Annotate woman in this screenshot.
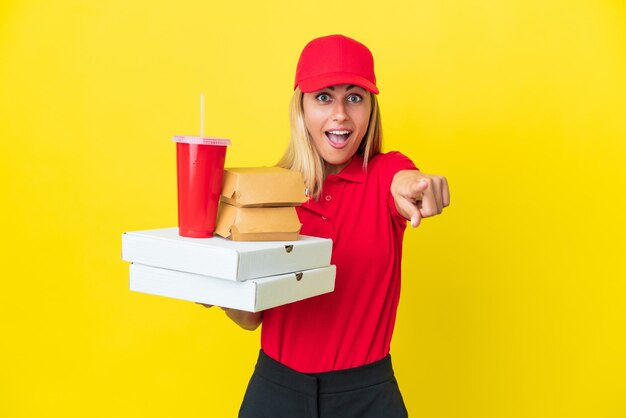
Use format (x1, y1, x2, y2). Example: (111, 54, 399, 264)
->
(216, 34, 450, 418)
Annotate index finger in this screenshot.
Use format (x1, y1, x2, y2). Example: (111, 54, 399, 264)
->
(441, 177, 450, 207)
(418, 184, 438, 218)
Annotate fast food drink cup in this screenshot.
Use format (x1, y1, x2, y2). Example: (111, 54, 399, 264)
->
(173, 136, 231, 238)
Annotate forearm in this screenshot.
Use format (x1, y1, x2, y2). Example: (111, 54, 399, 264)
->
(222, 308, 263, 331)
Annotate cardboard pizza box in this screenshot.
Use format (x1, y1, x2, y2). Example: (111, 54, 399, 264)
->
(122, 227, 331, 281)
(129, 263, 336, 312)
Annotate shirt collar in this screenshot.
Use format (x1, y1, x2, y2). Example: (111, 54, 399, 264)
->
(331, 154, 366, 183)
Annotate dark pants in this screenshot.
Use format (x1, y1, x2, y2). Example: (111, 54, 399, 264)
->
(239, 350, 408, 418)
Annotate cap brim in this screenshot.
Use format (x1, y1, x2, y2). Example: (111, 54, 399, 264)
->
(297, 73, 379, 94)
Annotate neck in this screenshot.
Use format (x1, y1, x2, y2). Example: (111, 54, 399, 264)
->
(324, 158, 352, 176)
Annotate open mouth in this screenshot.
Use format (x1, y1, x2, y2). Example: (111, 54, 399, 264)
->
(325, 130, 352, 148)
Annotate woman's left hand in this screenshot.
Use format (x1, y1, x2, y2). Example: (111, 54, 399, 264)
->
(391, 170, 450, 228)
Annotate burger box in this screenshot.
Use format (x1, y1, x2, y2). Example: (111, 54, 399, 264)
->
(121, 227, 332, 281)
(215, 203, 301, 242)
(129, 263, 336, 312)
(220, 167, 308, 207)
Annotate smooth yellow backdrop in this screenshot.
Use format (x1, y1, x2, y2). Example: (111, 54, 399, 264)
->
(1, 1, 625, 417)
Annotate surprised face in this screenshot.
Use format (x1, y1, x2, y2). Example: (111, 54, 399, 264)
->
(302, 84, 372, 175)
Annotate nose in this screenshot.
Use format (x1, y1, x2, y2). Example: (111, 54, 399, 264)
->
(331, 101, 349, 122)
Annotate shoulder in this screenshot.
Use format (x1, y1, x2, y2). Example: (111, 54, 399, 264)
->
(368, 151, 418, 176)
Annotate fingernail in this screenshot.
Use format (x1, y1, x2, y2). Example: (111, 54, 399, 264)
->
(411, 214, 418, 228)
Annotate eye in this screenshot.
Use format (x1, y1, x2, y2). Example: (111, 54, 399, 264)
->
(346, 94, 363, 103)
(316, 93, 331, 102)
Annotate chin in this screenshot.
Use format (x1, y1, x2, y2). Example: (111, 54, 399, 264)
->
(322, 153, 350, 165)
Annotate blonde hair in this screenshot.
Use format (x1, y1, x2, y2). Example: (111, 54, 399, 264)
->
(277, 87, 383, 200)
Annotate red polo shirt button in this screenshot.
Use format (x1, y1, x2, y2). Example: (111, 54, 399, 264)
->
(321, 216, 327, 220)
(325, 195, 332, 201)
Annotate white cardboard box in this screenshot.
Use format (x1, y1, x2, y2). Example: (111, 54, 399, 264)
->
(130, 263, 336, 312)
(122, 228, 332, 281)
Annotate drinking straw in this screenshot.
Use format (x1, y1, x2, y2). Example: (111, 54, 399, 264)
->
(200, 93, 205, 140)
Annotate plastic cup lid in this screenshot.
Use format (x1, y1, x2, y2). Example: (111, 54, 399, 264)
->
(172, 136, 231, 146)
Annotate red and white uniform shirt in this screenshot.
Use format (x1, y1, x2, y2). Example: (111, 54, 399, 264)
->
(261, 151, 418, 373)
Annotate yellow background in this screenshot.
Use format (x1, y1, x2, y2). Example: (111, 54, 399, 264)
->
(1, 0, 625, 417)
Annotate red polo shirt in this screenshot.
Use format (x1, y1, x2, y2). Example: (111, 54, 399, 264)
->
(260, 152, 418, 373)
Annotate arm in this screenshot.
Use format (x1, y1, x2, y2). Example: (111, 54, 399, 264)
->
(197, 304, 263, 331)
(391, 170, 450, 227)
(222, 308, 263, 331)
